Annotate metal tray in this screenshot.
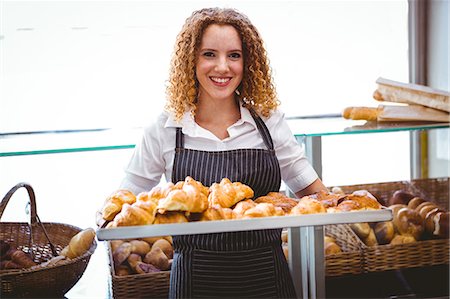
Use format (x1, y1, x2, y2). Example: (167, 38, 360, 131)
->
(96, 209, 392, 240)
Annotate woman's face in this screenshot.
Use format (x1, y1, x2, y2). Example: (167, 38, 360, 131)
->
(196, 24, 244, 103)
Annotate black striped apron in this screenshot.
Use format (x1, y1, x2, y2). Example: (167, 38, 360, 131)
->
(169, 110, 296, 299)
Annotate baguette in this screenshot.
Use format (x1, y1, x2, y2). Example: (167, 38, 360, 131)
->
(374, 77, 450, 112)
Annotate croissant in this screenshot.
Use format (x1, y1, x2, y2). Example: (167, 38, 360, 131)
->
(310, 190, 346, 208)
(111, 199, 158, 227)
(60, 228, 96, 259)
(254, 192, 298, 214)
(233, 199, 257, 218)
(242, 203, 284, 219)
(208, 178, 254, 208)
(154, 211, 189, 224)
(157, 177, 209, 213)
(102, 189, 137, 221)
(290, 196, 326, 215)
(200, 204, 235, 221)
(146, 182, 177, 202)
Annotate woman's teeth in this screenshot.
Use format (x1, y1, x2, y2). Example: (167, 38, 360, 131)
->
(211, 77, 230, 83)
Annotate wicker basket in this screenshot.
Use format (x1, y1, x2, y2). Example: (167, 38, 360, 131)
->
(324, 224, 366, 276)
(335, 177, 449, 273)
(108, 242, 170, 299)
(0, 183, 97, 298)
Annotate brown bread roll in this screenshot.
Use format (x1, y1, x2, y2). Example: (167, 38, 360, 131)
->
(152, 238, 173, 259)
(390, 234, 416, 245)
(407, 197, 425, 210)
(394, 207, 424, 240)
(374, 221, 395, 245)
(434, 211, 449, 238)
(129, 240, 151, 256)
(418, 204, 438, 220)
(362, 228, 378, 246)
(388, 190, 415, 206)
(349, 222, 371, 239)
(424, 209, 441, 236)
(144, 247, 170, 270)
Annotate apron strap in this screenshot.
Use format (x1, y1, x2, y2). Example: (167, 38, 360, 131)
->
(175, 127, 184, 149)
(248, 108, 275, 151)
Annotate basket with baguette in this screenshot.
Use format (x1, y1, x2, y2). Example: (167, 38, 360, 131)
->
(0, 183, 97, 298)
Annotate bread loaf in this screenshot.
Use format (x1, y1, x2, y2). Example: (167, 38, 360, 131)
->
(60, 228, 96, 259)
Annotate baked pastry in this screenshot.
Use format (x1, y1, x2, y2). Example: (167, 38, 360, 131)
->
(394, 207, 424, 240)
(154, 211, 189, 224)
(362, 228, 378, 246)
(200, 204, 235, 221)
(332, 193, 382, 212)
(324, 236, 342, 255)
(60, 228, 96, 259)
(407, 197, 426, 210)
(433, 211, 449, 238)
(388, 190, 415, 206)
(290, 196, 326, 215)
(233, 199, 257, 218)
(373, 221, 395, 245)
(111, 199, 158, 227)
(208, 178, 254, 208)
(310, 190, 345, 208)
(254, 192, 298, 214)
(157, 176, 209, 213)
(102, 189, 137, 221)
(242, 203, 284, 218)
(349, 222, 371, 239)
(390, 234, 416, 245)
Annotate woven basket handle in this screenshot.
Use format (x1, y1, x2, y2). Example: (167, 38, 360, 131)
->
(0, 182, 58, 256)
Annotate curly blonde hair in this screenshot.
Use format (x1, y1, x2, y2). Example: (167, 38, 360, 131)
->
(165, 7, 279, 121)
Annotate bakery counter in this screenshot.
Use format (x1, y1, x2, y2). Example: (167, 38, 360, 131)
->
(97, 209, 392, 299)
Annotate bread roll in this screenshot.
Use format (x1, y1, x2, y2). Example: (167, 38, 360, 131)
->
(394, 207, 424, 240)
(152, 238, 173, 259)
(374, 221, 395, 245)
(407, 197, 425, 210)
(362, 228, 378, 246)
(129, 240, 151, 256)
(434, 211, 449, 238)
(390, 234, 416, 245)
(388, 190, 415, 206)
(349, 222, 371, 239)
(324, 241, 342, 255)
(144, 247, 170, 270)
(418, 204, 438, 219)
(60, 228, 96, 259)
(424, 209, 441, 236)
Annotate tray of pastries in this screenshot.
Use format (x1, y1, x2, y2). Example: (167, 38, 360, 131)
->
(96, 177, 392, 241)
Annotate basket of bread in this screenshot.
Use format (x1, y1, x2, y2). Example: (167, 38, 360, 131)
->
(335, 177, 449, 273)
(0, 183, 97, 298)
(98, 176, 388, 292)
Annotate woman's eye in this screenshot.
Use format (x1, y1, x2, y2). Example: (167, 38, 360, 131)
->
(203, 52, 215, 57)
(229, 53, 241, 59)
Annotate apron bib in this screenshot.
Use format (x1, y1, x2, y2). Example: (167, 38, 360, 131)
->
(169, 110, 296, 299)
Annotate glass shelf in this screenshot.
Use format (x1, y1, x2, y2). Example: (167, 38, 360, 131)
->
(0, 117, 448, 157)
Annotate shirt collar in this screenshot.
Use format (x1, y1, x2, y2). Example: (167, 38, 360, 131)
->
(164, 101, 258, 132)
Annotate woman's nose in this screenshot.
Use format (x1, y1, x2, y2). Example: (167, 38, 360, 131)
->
(215, 56, 229, 72)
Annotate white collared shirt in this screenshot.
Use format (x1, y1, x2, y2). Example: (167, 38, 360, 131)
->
(121, 103, 318, 195)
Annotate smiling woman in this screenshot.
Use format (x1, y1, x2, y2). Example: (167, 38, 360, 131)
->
(0, 1, 414, 297)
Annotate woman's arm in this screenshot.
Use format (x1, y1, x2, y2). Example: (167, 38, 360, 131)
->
(295, 178, 328, 198)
